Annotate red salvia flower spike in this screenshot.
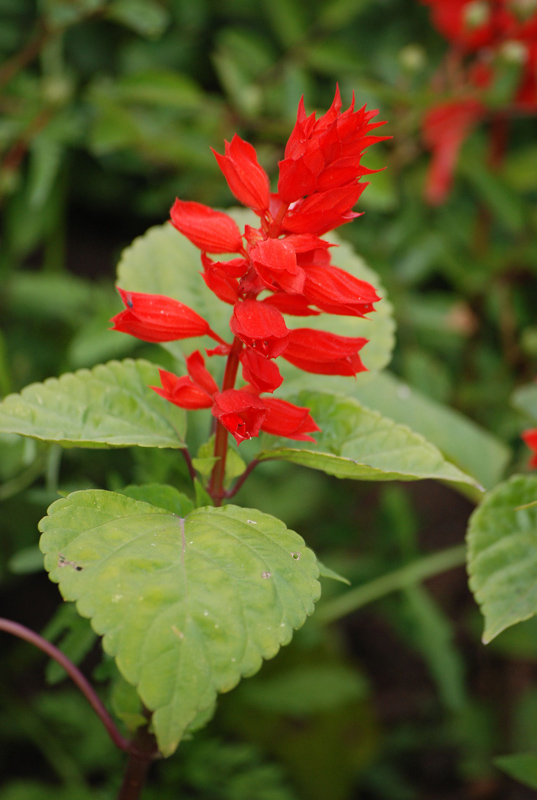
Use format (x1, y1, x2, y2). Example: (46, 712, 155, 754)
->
(111, 288, 212, 343)
(239, 348, 283, 394)
(282, 184, 366, 235)
(170, 199, 244, 254)
(422, 99, 484, 205)
(282, 329, 369, 376)
(260, 397, 321, 442)
(249, 238, 305, 294)
(212, 134, 271, 216)
(302, 263, 380, 317)
(230, 299, 291, 358)
(212, 389, 267, 444)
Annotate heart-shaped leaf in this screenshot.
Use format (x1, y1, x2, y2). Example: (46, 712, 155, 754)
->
(256, 391, 479, 487)
(467, 475, 537, 643)
(39, 490, 320, 755)
(0, 359, 185, 449)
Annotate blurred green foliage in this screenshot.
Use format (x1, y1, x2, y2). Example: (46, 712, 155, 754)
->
(2, 0, 537, 797)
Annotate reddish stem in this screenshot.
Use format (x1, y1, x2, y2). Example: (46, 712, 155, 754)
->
(208, 336, 243, 504)
(0, 617, 156, 761)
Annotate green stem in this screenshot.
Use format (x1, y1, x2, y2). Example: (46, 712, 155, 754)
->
(208, 337, 243, 505)
(317, 544, 467, 625)
(117, 723, 158, 800)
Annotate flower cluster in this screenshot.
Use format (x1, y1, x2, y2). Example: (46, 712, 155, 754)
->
(111, 88, 385, 446)
(421, 0, 537, 203)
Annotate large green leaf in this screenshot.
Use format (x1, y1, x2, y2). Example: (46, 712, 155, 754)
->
(467, 475, 537, 643)
(39, 490, 320, 755)
(353, 371, 510, 490)
(256, 391, 478, 487)
(115, 215, 395, 382)
(0, 359, 185, 448)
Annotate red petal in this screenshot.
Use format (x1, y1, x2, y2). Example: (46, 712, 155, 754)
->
(230, 300, 291, 358)
(212, 389, 267, 444)
(170, 199, 243, 253)
(212, 135, 270, 215)
(111, 288, 210, 342)
(240, 348, 283, 393)
(260, 397, 320, 442)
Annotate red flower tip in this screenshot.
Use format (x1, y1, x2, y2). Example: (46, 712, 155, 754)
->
(212, 389, 267, 444)
(302, 263, 380, 317)
(170, 199, 243, 254)
(249, 238, 305, 294)
(212, 135, 271, 216)
(111, 288, 210, 343)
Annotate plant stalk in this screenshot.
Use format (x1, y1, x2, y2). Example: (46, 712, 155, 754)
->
(208, 336, 243, 504)
(317, 544, 467, 625)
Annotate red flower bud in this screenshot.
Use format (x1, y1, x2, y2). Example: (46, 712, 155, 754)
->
(230, 300, 291, 358)
(201, 254, 240, 305)
(260, 397, 321, 442)
(212, 135, 270, 216)
(282, 328, 368, 376)
(170, 199, 243, 253)
(110, 288, 211, 343)
(212, 389, 267, 444)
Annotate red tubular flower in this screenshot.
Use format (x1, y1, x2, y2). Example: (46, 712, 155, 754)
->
(110, 288, 212, 343)
(522, 428, 537, 467)
(152, 351, 218, 409)
(302, 263, 380, 317)
(260, 397, 321, 442)
(282, 329, 368, 376)
(249, 238, 305, 294)
(240, 348, 283, 393)
(170, 199, 243, 254)
(422, 99, 484, 205)
(230, 299, 291, 358)
(262, 293, 320, 316)
(212, 389, 267, 444)
(212, 134, 271, 216)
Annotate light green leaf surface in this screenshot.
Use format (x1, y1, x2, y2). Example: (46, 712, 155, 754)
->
(115, 216, 396, 382)
(0, 359, 185, 449)
(467, 475, 537, 643)
(39, 490, 321, 755)
(257, 391, 478, 487)
(353, 371, 510, 490)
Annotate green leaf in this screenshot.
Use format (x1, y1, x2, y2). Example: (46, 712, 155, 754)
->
(105, 0, 170, 38)
(495, 753, 537, 790)
(467, 475, 537, 643)
(39, 490, 321, 755)
(257, 391, 479, 487)
(353, 372, 510, 491)
(116, 218, 396, 382)
(0, 359, 186, 449)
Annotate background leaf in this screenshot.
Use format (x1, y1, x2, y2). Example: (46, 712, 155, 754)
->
(0, 359, 186, 448)
(467, 475, 537, 643)
(257, 391, 479, 487)
(39, 490, 321, 755)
